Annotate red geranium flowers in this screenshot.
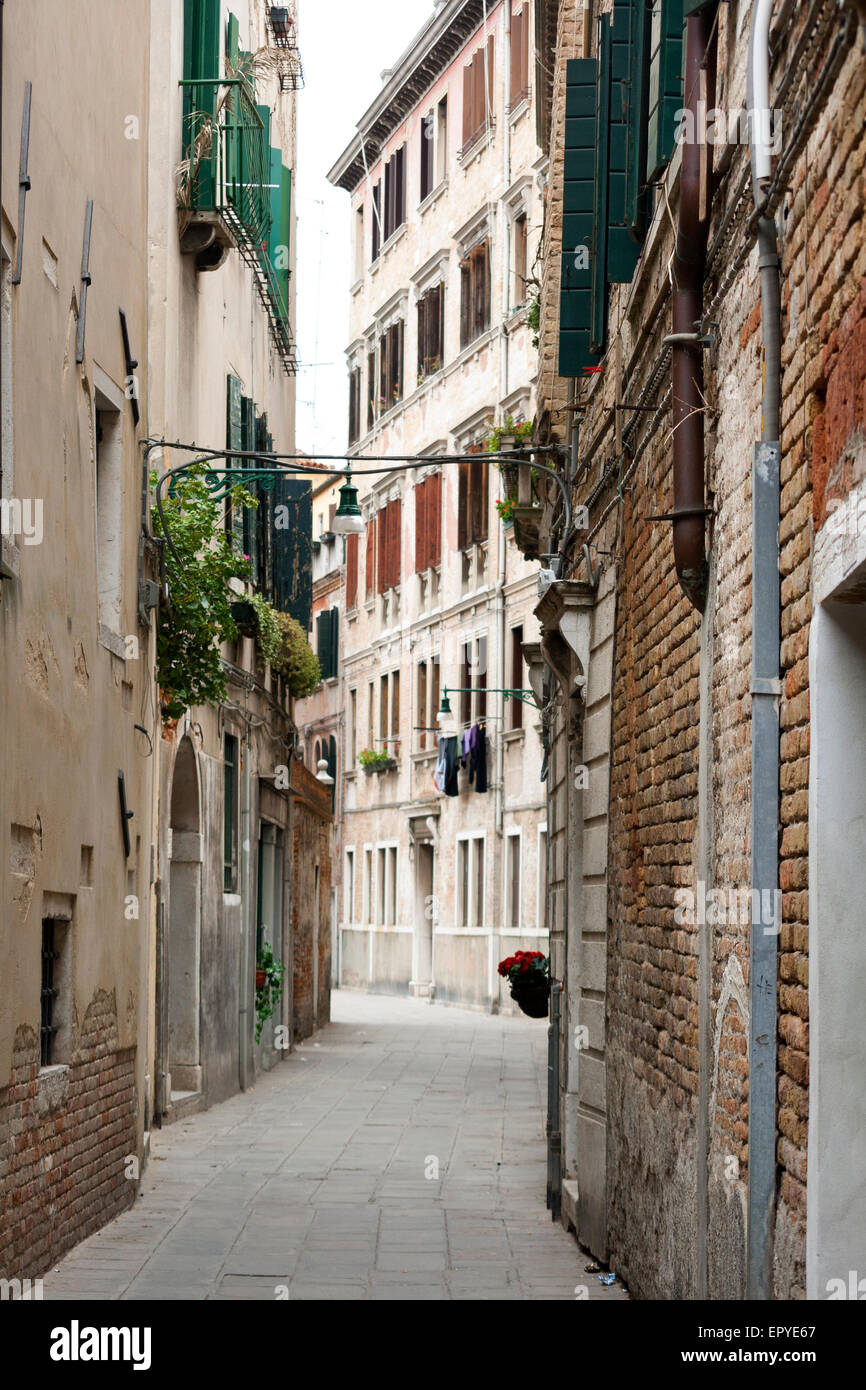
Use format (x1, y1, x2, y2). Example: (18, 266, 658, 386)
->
(497, 950, 549, 981)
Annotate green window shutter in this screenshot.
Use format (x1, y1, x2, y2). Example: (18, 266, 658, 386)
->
(279, 164, 291, 323)
(590, 18, 612, 354)
(240, 394, 258, 578)
(255, 414, 272, 598)
(316, 612, 328, 672)
(267, 152, 291, 325)
(329, 609, 339, 680)
(226, 11, 240, 68)
(226, 373, 245, 554)
(607, 1, 645, 282)
(273, 477, 312, 630)
(558, 58, 604, 377)
(647, 0, 685, 183)
(682, 0, 716, 14)
(620, 0, 652, 245)
(183, 0, 221, 204)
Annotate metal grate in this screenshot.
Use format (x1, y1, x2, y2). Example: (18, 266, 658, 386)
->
(40, 919, 59, 1066)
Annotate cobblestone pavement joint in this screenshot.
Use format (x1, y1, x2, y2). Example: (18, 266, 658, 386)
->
(43, 991, 630, 1301)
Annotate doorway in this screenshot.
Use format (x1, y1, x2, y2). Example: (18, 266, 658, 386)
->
(256, 821, 284, 1064)
(167, 737, 202, 1099)
(413, 840, 435, 996)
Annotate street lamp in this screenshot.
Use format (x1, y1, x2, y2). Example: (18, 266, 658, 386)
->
(331, 473, 365, 535)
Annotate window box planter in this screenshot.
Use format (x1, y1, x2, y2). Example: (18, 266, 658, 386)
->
(512, 504, 546, 561)
(362, 756, 398, 775)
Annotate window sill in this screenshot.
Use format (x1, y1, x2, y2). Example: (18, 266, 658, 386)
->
(458, 122, 495, 167)
(419, 178, 448, 217)
(347, 607, 359, 622)
(509, 93, 531, 126)
(411, 749, 437, 763)
(380, 222, 408, 260)
(503, 727, 526, 745)
(350, 276, 364, 296)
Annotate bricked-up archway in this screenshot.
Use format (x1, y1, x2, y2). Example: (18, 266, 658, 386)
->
(167, 736, 203, 1098)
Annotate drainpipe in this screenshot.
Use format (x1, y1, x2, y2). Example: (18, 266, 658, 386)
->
(495, 3, 513, 861)
(746, 0, 781, 1301)
(239, 721, 253, 1090)
(670, 11, 717, 612)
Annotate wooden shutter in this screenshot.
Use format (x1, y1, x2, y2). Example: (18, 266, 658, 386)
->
(460, 260, 471, 346)
(511, 7, 524, 105)
(559, 58, 603, 375)
(377, 508, 387, 593)
(272, 476, 312, 629)
(470, 454, 488, 545)
(458, 460, 470, 550)
(429, 472, 441, 566)
(462, 60, 474, 145)
(391, 498, 402, 589)
(366, 516, 376, 596)
(346, 532, 359, 609)
(226, 374, 245, 553)
(415, 478, 428, 573)
(372, 181, 381, 259)
(486, 36, 495, 117)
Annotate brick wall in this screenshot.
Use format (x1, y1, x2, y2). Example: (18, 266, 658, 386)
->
(0, 993, 136, 1280)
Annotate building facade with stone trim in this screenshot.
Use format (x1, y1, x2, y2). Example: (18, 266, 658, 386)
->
(327, 0, 550, 1011)
(531, 0, 866, 1300)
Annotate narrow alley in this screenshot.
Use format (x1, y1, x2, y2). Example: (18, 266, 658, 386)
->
(42, 994, 625, 1302)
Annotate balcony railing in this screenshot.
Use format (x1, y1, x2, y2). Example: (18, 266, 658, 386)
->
(179, 77, 297, 374)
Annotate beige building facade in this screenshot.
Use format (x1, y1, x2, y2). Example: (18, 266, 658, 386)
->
(328, 0, 549, 1011)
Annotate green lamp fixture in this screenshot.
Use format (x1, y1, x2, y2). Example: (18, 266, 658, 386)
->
(438, 689, 452, 717)
(332, 472, 364, 535)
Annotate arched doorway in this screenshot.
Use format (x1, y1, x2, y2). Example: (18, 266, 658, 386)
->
(168, 736, 203, 1099)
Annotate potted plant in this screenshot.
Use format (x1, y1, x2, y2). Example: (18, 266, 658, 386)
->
(229, 598, 258, 636)
(255, 942, 285, 1044)
(497, 950, 551, 1018)
(359, 748, 398, 774)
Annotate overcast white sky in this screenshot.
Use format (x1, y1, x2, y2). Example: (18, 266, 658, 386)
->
(294, 0, 433, 459)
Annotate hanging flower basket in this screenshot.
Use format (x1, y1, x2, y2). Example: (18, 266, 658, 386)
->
(498, 951, 551, 1018)
(229, 599, 258, 637)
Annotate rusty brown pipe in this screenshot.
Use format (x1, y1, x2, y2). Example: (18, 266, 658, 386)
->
(671, 11, 718, 613)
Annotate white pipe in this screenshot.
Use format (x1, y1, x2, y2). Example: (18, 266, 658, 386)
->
(750, 0, 775, 192)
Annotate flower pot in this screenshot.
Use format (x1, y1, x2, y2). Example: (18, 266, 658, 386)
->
(255, 968, 267, 991)
(230, 600, 258, 637)
(510, 977, 550, 1018)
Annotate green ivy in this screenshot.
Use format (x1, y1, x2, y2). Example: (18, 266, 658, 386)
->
(151, 463, 256, 721)
(255, 942, 285, 1045)
(273, 611, 321, 698)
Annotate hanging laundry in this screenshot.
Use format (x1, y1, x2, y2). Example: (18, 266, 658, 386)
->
(435, 734, 460, 797)
(469, 724, 488, 793)
(460, 725, 472, 768)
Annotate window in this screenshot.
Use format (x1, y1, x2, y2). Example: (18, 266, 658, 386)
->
(510, 625, 524, 730)
(365, 516, 376, 597)
(316, 608, 339, 679)
(436, 95, 449, 184)
(415, 472, 441, 572)
(376, 845, 398, 925)
(378, 670, 400, 749)
(506, 832, 522, 930)
(420, 109, 435, 202)
(537, 826, 548, 931)
(459, 635, 488, 727)
(366, 349, 377, 429)
(346, 532, 359, 609)
(513, 212, 528, 308)
(457, 835, 485, 927)
(383, 144, 406, 242)
(458, 448, 489, 549)
(377, 847, 387, 922)
(364, 847, 374, 923)
(349, 688, 357, 764)
(345, 848, 356, 922)
(417, 284, 444, 381)
(417, 661, 428, 750)
(348, 367, 361, 445)
(510, 3, 531, 107)
(224, 734, 238, 892)
(354, 203, 364, 281)
(461, 37, 495, 155)
(327, 734, 337, 809)
(380, 673, 389, 742)
(379, 321, 403, 408)
(367, 680, 375, 750)
(376, 499, 402, 593)
(371, 180, 381, 261)
(95, 393, 123, 634)
(40, 918, 64, 1066)
(460, 239, 491, 347)
(391, 670, 400, 739)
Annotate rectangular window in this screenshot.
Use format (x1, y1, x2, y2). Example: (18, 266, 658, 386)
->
(349, 688, 357, 764)
(431, 656, 440, 732)
(380, 672, 389, 742)
(348, 367, 361, 445)
(366, 349, 377, 430)
(461, 641, 472, 726)
(475, 838, 485, 929)
(40, 918, 60, 1066)
(436, 95, 449, 184)
(417, 283, 444, 381)
(506, 832, 522, 930)
(417, 661, 428, 750)
(316, 608, 339, 679)
(224, 733, 238, 892)
(415, 472, 441, 572)
(371, 180, 381, 261)
(420, 109, 435, 201)
(364, 847, 374, 923)
(376, 499, 402, 593)
(510, 3, 531, 107)
(458, 447, 489, 549)
(459, 239, 490, 347)
(387, 846, 397, 925)
(391, 670, 400, 739)
(345, 848, 355, 923)
(513, 212, 528, 308)
(354, 203, 364, 281)
(377, 847, 387, 923)
(346, 532, 359, 609)
(367, 680, 375, 750)
(461, 37, 495, 155)
(511, 624, 524, 729)
(458, 835, 485, 927)
(538, 826, 548, 930)
(380, 321, 403, 408)
(365, 515, 376, 597)
(458, 840, 470, 927)
(383, 144, 406, 241)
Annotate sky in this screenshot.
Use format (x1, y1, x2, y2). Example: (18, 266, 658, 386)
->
(294, 0, 433, 460)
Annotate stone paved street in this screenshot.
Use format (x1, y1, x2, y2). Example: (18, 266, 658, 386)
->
(43, 992, 628, 1301)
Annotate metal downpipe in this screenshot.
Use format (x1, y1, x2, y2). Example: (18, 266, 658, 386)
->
(671, 12, 717, 612)
(746, 0, 782, 1302)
